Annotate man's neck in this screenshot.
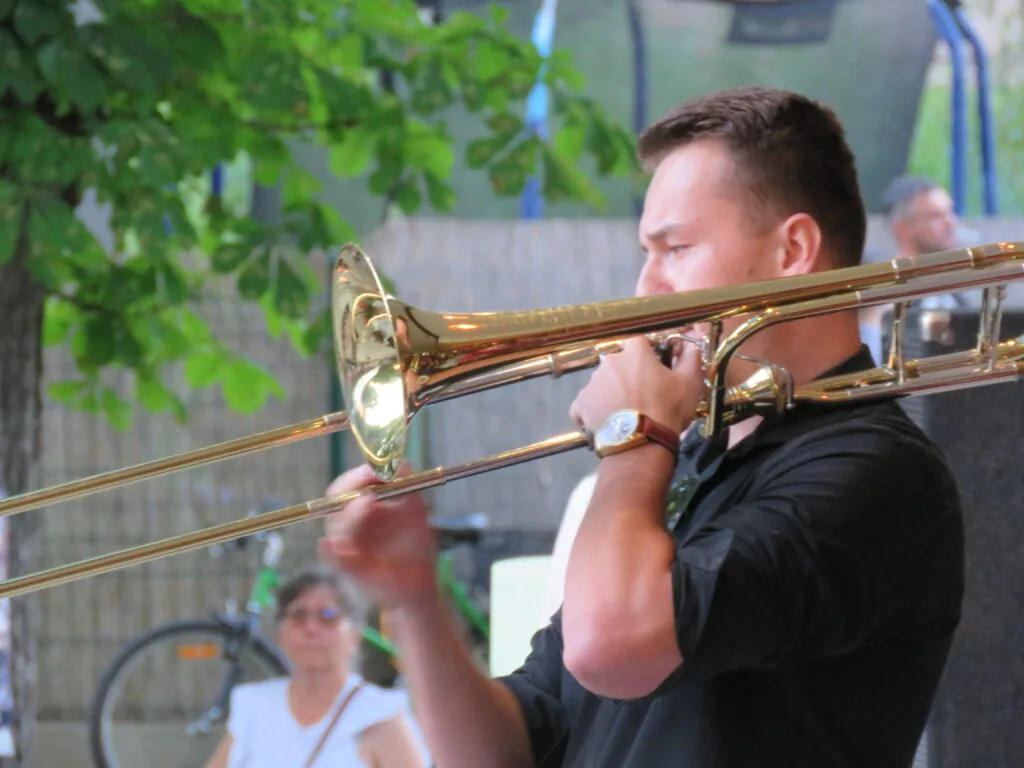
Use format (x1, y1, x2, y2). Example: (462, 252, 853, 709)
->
(772, 316, 863, 383)
(722, 315, 864, 448)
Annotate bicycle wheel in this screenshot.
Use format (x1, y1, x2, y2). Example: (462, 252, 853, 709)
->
(88, 618, 288, 768)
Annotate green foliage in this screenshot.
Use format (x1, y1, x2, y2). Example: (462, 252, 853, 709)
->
(908, 83, 1024, 218)
(0, 0, 636, 430)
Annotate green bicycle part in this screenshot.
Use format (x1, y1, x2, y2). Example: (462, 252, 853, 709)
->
(249, 566, 281, 611)
(437, 554, 489, 639)
(362, 624, 399, 657)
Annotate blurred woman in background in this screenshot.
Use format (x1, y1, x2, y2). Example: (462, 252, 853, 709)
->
(204, 564, 427, 768)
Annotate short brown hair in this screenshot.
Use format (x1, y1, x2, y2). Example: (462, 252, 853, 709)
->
(636, 86, 866, 269)
(274, 563, 362, 625)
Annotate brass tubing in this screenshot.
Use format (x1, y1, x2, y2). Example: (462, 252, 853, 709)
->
(12, 244, 1011, 523)
(0, 412, 352, 519)
(0, 336, 663, 521)
(395, 243, 1024, 396)
(0, 431, 591, 599)
(4, 335, 1024, 600)
(3, 241, 1024, 596)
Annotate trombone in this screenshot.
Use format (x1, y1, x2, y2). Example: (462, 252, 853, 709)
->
(0, 241, 1023, 599)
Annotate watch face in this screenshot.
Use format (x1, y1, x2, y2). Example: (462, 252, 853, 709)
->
(597, 409, 640, 449)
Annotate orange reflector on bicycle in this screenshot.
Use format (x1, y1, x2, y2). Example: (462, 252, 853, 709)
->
(176, 643, 220, 660)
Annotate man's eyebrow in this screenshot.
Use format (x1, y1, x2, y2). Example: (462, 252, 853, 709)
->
(641, 221, 689, 243)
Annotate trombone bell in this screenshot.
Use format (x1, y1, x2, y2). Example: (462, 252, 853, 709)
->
(332, 245, 411, 482)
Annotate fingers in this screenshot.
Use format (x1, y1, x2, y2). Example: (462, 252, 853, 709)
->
(325, 463, 382, 498)
(325, 459, 422, 498)
(322, 465, 427, 548)
(323, 488, 376, 546)
(568, 395, 582, 427)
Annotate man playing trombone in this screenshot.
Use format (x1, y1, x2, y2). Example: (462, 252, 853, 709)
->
(322, 86, 965, 767)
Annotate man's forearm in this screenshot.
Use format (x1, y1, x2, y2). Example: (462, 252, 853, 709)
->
(384, 593, 534, 768)
(564, 445, 676, 618)
(561, 445, 680, 694)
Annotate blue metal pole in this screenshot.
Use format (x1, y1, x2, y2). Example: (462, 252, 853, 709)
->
(927, 0, 968, 216)
(627, 0, 646, 219)
(520, 0, 559, 220)
(951, 4, 999, 216)
(211, 163, 225, 199)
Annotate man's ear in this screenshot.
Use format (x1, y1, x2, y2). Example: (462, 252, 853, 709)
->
(775, 212, 824, 276)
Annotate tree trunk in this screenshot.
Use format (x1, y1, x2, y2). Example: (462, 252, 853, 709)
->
(0, 204, 46, 767)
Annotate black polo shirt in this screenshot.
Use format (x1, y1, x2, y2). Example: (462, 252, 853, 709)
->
(497, 346, 965, 767)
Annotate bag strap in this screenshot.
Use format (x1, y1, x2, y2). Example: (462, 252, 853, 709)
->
(300, 681, 364, 768)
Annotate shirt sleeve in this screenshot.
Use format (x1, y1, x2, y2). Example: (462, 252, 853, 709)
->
(664, 418, 963, 687)
(494, 612, 571, 766)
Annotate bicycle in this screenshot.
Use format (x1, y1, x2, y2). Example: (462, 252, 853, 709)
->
(87, 506, 491, 768)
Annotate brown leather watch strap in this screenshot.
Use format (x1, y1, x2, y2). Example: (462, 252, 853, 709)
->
(637, 414, 680, 456)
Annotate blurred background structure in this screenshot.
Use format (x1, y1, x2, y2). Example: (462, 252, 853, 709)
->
(9, 0, 1024, 765)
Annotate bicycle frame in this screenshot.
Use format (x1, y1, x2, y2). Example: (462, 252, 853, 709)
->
(438, 552, 490, 641)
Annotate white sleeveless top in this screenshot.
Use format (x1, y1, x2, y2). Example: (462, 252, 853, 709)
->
(226, 674, 413, 767)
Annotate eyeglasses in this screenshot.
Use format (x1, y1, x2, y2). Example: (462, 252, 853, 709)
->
(282, 606, 344, 627)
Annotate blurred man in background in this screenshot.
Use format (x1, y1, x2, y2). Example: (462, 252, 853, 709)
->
(883, 174, 962, 266)
(860, 174, 980, 362)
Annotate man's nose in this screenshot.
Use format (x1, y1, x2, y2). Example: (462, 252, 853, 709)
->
(636, 258, 667, 296)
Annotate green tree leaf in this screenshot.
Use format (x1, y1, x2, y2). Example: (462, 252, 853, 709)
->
(405, 122, 455, 180)
(14, 3, 62, 46)
(283, 166, 323, 207)
(211, 243, 249, 274)
(179, 310, 214, 345)
(553, 122, 587, 163)
(393, 176, 422, 214)
(330, 128, 378, 179)
(10, 0, 637, 512)
(102, 387, 133, 431)
(42, 298, 77, 346)
(47, 379, 91, 405)
(135, 371, 176, 413)
(221, 358, 287, 413)
(542, 144, 607, 210)
(424, 175, 455, 212)
(184, 351, 227, 388)
(271, 255, 311, 319)
(237, 248, 271, 300)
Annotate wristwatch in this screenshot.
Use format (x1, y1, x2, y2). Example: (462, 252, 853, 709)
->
(591, 409, 680, 459)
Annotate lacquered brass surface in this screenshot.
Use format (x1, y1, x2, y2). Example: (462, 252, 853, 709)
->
(2, 240, 1023, 597)
(332, 244, 410, 481)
